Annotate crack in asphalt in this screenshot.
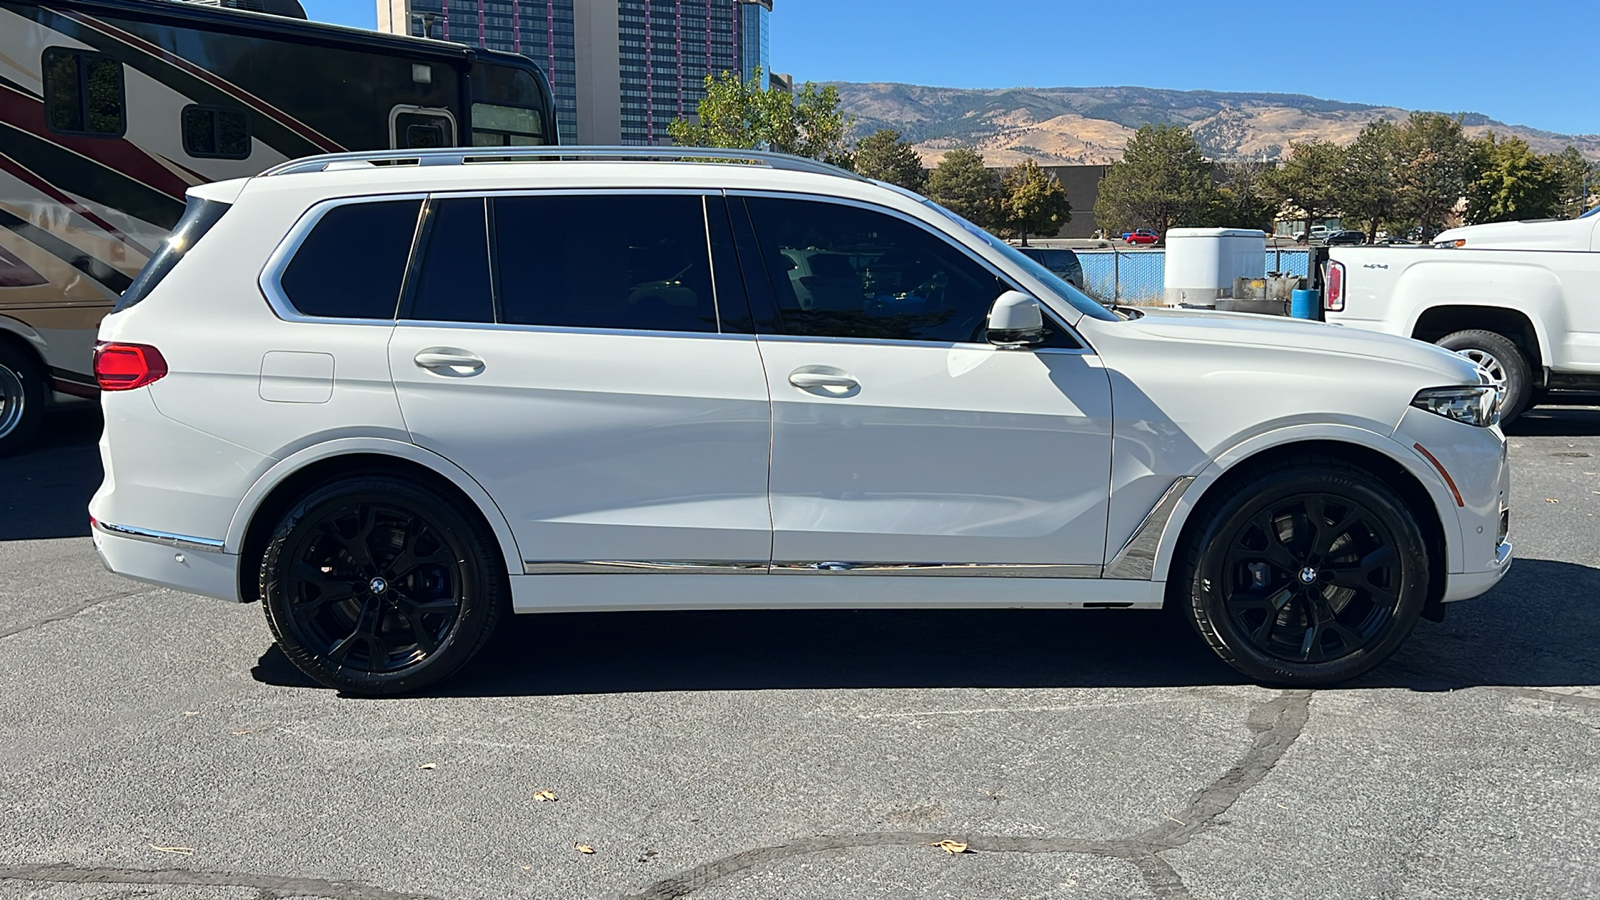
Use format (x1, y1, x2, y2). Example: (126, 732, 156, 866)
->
(0, 587, 157, 640)
(620, 690, 1312, 900)
(0, 863, 443, 900)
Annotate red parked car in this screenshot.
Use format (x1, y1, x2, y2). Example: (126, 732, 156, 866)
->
(1122, 228, 1160, 245)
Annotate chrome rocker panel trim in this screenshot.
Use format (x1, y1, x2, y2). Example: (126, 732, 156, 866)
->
(1104, 476, 1196, 580)
(92, 521, 227, 554)
(524, 560, 1102, 577)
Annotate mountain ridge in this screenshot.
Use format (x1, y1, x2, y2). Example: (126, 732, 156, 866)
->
(830, 82, 1600, 166)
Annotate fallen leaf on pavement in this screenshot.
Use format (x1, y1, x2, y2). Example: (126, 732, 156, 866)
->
(534, 790, 558, 802)
(1546, 498, 1559, 503)
(417, 763, 437, 770)
(574, 843, 596, 854)
(150, 845, 194, 856)
(931, 840, 969, 854)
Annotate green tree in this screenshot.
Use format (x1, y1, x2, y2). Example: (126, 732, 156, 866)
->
(1546, 145, 1600, 219)
(668, 68, 854, 167)
(1467, 133, 1561, 224)
(1394, 112, 1477, 239)
(1203, 160, 1278, 230)
(1338, 119, 1401, 242)
(1263, 139, 1344, 240)
(1000, 159, 1071, 244)
(1093, 124, 1216, 238)
(926, 148, 1002, 231)
(853, 128, 927, 192)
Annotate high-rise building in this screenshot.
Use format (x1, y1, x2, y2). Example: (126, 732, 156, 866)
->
(377, 0, 772, 146)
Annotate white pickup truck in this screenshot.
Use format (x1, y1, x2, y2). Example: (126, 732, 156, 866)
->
(1323, 206, 1600, 423)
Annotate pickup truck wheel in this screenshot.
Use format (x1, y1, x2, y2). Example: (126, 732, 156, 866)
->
(1175, 459, 1428, 686)
(1436, 329, 1532, 425)
(0, 343, 46, 458)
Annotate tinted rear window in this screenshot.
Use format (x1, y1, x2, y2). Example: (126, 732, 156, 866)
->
(407, 198, 493, 324)
(492, 194, 719, 333)
(115, 196, 231, 312)
(280, 200, 421, 320)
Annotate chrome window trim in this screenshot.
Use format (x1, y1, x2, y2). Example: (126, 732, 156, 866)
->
(258, 193, 429, 327)
(94, 521, 226, 553)
(1104, 476, 1196, 580)
(392, 319, 758, 340)
(770, 561, 1101, 577)
(728, 189, 1096, 353)
(524, 560, 767, 575)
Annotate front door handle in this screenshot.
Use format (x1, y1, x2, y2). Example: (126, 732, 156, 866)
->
(788, 369, 859, 396)
(414, 348, 485, 376)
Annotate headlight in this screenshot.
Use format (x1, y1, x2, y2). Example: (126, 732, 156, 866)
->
(1411, 385, 1500, 427)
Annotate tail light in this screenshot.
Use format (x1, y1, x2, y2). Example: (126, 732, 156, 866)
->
(94, 342, 168, 391)
(1324, 261, 1345, 312)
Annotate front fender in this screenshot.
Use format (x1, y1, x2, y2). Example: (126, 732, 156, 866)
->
(1145, 423, 1464, 584)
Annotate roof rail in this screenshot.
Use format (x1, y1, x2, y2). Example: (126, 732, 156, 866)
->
(259, 145, 865, 181)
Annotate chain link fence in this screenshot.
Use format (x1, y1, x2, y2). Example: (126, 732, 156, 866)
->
(1076, 248, 1309, 305)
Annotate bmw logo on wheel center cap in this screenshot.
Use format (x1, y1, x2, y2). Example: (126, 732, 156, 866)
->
(1298, 567, 1319, 585)
(369, 577, 389, 594)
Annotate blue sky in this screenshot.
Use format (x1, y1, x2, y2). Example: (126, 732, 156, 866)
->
(303, 0, 1598, 136)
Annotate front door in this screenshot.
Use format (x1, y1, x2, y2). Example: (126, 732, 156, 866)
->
(737, 195, 1114, 573)
(387, 192, 772, 571)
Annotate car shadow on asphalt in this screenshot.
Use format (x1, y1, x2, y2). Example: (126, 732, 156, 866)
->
(249, 558, 1600, 697)
(1507, 403, 1600, 438)
(0, 405, 103, 541)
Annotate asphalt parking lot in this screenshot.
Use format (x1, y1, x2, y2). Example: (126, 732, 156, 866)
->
(2, 403, 1598, 900)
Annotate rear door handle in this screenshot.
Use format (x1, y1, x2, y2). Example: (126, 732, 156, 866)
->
(414, 348, 485, 375)
(788, 370, 859, 395)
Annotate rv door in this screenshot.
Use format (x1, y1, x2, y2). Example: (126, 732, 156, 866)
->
(389, 106, 457, 149)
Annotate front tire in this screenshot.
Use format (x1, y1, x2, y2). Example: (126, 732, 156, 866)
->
(0, 342, 46, 458)
(260, 476, 507, 695)
(1174, 459, 1429, 686)
(1436, 329, 1532, 425)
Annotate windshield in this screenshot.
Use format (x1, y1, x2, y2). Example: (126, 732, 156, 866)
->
(918, 199, 1119, 322)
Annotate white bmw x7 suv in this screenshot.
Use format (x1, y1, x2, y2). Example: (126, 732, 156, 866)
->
(90, 147, 1511, 694)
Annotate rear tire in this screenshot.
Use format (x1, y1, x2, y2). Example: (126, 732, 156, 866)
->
(1173, 458, 1429, 686)
(0, 342, 46, 458)
(259, 476, 507, 695)
(1436, 329, 1532, 425)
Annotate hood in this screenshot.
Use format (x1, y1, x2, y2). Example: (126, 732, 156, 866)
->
(1126, 308, 1481, 382)
(1433, 216, 1596, 251)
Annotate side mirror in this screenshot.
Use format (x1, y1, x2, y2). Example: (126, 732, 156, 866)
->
(987, 290, 1045, 348)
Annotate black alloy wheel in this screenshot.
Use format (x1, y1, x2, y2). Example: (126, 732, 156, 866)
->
(260, 476, 506, 695)
(1178, 460, 1428, 685)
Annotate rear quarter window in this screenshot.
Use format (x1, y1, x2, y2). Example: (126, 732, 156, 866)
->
(278, 200, 422, 320)
(115, 196, 231, 312)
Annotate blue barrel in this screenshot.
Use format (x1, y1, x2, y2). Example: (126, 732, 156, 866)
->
(1290, 289, 1320, 320)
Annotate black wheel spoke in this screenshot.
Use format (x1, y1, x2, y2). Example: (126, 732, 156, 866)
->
(389, 521, 456, 578)
(1240, 511, 1301, 572)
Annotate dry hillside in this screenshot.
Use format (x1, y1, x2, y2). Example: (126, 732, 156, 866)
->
(831, 83, 1600, 166)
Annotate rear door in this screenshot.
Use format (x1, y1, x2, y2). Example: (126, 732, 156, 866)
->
(387, 191, 772, 572)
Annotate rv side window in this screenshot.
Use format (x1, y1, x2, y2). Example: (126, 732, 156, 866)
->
(182, 106, 251, 159)
(43, 48, 125, 137)
(471, 104, 546, 146)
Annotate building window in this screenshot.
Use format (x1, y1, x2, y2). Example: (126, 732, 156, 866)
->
(181, 106, 251, 159)
(42, 48, 125, 137)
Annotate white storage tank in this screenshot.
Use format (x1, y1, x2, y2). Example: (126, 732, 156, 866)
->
(1163, 228, 1267, 306)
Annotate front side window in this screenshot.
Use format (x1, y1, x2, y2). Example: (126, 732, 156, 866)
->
(492, 194, 719, 333)
(743, 197, 1005, 343)
(43, 48, 124, 136)
(279, 200, 422, 320)
(182, 105, 251, 159)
